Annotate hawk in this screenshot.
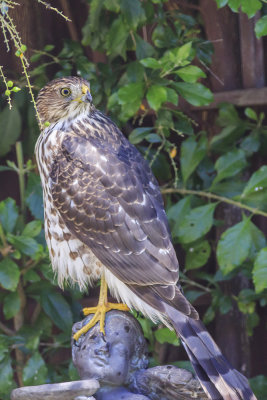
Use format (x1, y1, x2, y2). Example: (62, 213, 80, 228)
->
(35, 76, 256, 400)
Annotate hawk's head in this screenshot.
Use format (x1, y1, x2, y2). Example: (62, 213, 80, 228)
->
(36, 76, 93, 126)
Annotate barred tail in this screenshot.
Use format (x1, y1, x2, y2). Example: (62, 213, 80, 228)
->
(164, 304, 257, 400)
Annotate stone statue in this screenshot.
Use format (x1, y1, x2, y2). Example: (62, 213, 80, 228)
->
(72, 310, 207, 400)
(72, 310, 149, 400)
(11, 311, 207, 400)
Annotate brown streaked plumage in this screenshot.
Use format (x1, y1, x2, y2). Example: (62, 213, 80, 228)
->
(35, 77, 256, 400)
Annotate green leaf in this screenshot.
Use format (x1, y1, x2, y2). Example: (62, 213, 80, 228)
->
(68, 361, 80, 381)
(0, 258, 20, 291)
(3, 291, 21, 319)
(228, 0, 241, 12)
(155, 327, 179, 346)
(210, 125, 246, 153)
(25, 173, 44, 220)
(255, 16, 267, 38)
(165, 87, 178, 105)
(217, 217, 251, 274)
(140, 58, 161, 69)
(41, 291, 73, 332)
(0, 357, 13, 396)
(104, 0, 120, 12)
(118, 82, 144, 119)
(215, 0, 228, 7)
(178, 203, 217, 244)
(0, 198, 19, 233)
(0, 166, 13, 172)
(128, 127, 154, 144)
(185, 240, 211, 270)
(126, 61, 145, 83)
(241, 0, 262, 18)
(167, 194, 189, 216)
(219, 295, 233, 314)
(18, 325, 41, 351)
(24, 269, 41, 283)
(253, 248, 267, 293)
(176, 42, 192, 61)
(217, 103, 240, 126)
(244, 107, 257, 121)
(120, 0, 146, 29)
(135, 35, 155, 60)
(173, 82, 213, 106)
(167, 197, 191, 234)
(43, 44, 55, 52)
(146, 85, 167, 111)
(240, 134, 260, 156)
(185, 290, 204, 304)
(0, 337, 9, 362)
(83, 0, 105, 38)
(241, 165, 267, 198)
(23, 352, 48, 386)
(22, 220, 42, 238)
(118, 82, 144, 105)
(7, 235, 40, 257)
(249, 375, 267, 399)
(248, 221, 266, 260)
(175, 65, 206, 83)
(0, 106, 21, 156)
(181, 135, 207, 184)
(212, 149, 247, 185)
(106, 16, 129, 59)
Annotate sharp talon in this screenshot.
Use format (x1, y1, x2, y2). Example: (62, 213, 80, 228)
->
(101, 332, 106, 342)
(73, 275, 129, 341)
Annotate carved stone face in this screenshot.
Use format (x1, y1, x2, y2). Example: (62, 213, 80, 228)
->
(72, 311, 148, 386)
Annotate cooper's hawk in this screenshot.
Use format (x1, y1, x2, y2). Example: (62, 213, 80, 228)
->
(35, 77, 256, 400)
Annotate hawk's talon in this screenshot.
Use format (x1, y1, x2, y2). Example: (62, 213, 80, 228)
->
(73, 275, 129, 342)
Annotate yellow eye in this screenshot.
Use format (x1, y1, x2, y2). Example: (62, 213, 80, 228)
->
(60, 87, 71, 97)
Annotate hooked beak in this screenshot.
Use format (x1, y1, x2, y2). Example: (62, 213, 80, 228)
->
(73, 84, 92, 104)
(81, 84, 92, 103)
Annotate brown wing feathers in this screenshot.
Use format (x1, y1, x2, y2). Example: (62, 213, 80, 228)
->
(49, 114, 197, 319)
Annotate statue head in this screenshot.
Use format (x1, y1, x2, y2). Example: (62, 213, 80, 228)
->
(72, 311, 149, 387)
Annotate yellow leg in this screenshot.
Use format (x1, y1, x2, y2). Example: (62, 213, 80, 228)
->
(73, 275, 129, 341)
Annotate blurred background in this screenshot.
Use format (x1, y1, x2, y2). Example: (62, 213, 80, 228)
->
(0, 0, 267, 398)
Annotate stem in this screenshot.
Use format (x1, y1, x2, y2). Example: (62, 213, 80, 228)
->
(130, 31, 136, 49)
(0, 65, 12, 109)
(14, 280, 26, 387)
(181, 277, 211, 293)
(20, 54, 43, 129)
(161, 187, 267, 218)
(0, 321, 14, 336)
(0, 222, 7, 247)
(21, 260, 39, 275)
(15, 142, 25, 220)
(37, 0, 71, 21)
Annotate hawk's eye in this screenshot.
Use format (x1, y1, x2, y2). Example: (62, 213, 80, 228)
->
(60, 87, 71, 97)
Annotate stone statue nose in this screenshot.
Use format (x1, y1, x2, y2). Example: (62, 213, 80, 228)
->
(94, 336, 110, 355)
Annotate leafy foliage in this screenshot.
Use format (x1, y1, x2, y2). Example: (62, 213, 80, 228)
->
(215, 0, 267, 38)
(0, 0, 266, 398)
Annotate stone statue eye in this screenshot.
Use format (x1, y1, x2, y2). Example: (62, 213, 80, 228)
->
(60, 87, 71, 97)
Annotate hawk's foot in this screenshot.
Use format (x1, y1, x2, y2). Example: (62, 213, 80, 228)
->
(73, 275, 129, 342)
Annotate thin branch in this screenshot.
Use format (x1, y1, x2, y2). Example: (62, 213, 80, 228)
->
(180, 277, 212, 293)
(37, 0, 71, 21)
(161, 187, 267, 218)
(0, 65, 12, 108)
(20, 54, 43, 129)
(0, 321, 14, 336)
